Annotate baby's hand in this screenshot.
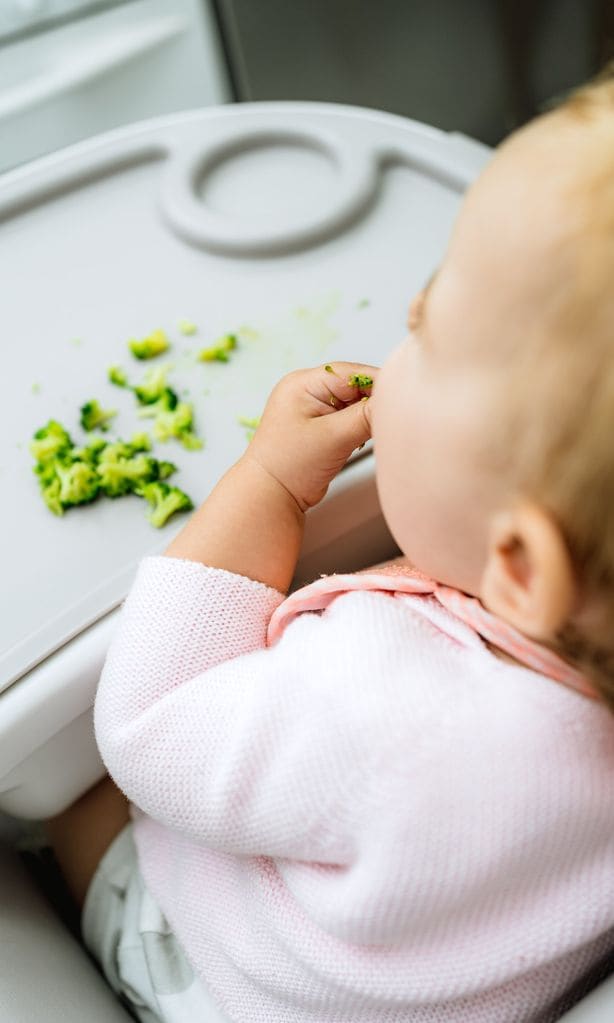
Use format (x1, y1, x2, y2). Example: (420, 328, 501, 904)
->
(243, 362, 378, 512)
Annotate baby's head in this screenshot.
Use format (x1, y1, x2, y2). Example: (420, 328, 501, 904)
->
(370, 65, 614, 706)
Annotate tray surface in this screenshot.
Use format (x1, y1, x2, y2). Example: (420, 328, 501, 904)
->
(0, 101, 490, 689)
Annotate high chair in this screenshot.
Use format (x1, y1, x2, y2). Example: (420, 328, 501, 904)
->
(1, 101, 612, 1022)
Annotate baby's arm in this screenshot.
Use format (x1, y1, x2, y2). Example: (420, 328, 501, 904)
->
(94, 363, 378, 858)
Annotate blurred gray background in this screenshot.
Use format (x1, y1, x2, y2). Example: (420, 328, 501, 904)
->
(214, 0, 614, 144)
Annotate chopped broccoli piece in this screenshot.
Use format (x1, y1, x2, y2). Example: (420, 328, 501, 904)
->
(54, 459, 100, 506)
(30, 416, 189, 521)
(133, 365, 174, 405)
(72, 436, 108, 465)
(80, 399, 117, 432)
(357, 298, 370, 308)
(197, 333, 237, 363)
(178, 319, 197, 336)
(137, 389, 202, 450)
(108, 365, 129, 388)
(40, 475, 64, 516)
(347, 373, 373, 388)
(136, 481, 193, 528)
(97, 448, 159, 498)
(31, 383, 41, 394)
(128, 329, 170, 360)
(237, 415, 261, 442)
(30, 420, 73, 464)
(157, 461, 177, 480)
(129, 431, 151, 452)
(177, 431, 203, 451)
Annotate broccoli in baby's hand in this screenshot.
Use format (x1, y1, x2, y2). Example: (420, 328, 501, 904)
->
(80, 399, 117, 433)
(128, 329, 170, 360)
(135, 481, 193, 528)
(347, 374, 373, 388)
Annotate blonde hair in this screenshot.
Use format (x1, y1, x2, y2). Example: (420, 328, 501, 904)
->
(511, 64, 614, 708)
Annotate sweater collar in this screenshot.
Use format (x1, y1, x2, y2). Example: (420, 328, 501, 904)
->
(268, 558, 598, 702)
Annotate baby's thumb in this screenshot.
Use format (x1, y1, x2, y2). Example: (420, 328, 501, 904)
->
(331, 396, 372, 453)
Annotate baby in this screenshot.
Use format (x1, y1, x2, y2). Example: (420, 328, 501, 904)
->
(46, 69, 614, 1023)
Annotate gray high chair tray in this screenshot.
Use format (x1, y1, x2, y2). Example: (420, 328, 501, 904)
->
(0, 101, 611, 1022)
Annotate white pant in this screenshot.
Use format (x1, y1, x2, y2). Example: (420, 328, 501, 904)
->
(82, 823, 231, 1023)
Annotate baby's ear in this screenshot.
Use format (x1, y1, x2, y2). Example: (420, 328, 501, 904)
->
(479, 501, 576, 639)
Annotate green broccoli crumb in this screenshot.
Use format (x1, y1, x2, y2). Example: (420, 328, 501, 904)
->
(178, 319, 197, 336)
(137, 393, 202, 450)
(133, 365, 173, 405)
(347, 373, 373, 388)
(131, 365, 203, 450)
(197, 334, 237, 363)
(129, 431, 151, 452)
(80, 399, 117, 433)
(135, 481, 193, 528)
(108, 365, 129, 388)
(357, 299, 370, 309)
(128, 329, 170, 360)
(30, 420, 73, 464)
(31, 383, 41, 395)
(237, 415, 261, 442)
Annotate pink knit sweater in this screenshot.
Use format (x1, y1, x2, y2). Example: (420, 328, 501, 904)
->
(94, 555, 614, 1023)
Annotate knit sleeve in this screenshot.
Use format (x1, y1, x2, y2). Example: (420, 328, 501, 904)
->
(94, 555, 381, 863)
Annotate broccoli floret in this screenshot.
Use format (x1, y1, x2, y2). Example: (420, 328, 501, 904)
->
(137, 392, 202, 450)
(152, 402, 202, 450)
(54, 459, 100, 506)
(135, 389, 178, 419)
(80, 399, 117, 432)
(97, 449, 159, 498)
(157, 461, 177, 480)
(40, 475, 64, 516)
(72, 436, 108, 465)
(133, 365, 174, 405)
(136, 481, 193, 528)
(128, 329, 170, 360)
(197, 333, 237, 363)
(108, 365, 129, 388)
(347, 373, 374, 388)
(30, 420, 73, 464)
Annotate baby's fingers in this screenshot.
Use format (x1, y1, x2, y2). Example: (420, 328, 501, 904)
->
(318, 361, 379, 409)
